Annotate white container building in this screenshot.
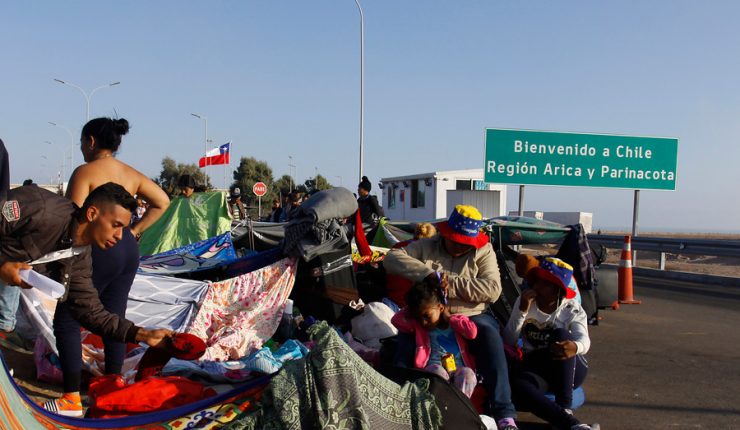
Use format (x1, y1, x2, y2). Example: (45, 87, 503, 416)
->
(379, 169, 507, 222)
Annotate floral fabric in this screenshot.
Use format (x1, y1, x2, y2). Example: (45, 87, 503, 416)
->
(187, 257, 297, 361)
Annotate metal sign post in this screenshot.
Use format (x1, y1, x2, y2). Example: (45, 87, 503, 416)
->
(518, 185, 525, 216)
(632, 189, 640, 265)
(253, 181, 267, 220)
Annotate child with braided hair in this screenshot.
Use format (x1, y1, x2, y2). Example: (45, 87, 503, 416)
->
(391, 278, 478, 397)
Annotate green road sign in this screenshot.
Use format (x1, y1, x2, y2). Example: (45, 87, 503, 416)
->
(484, 128, 678, 190)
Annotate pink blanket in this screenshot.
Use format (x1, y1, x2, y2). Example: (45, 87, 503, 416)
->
(187, 257, 297, 361)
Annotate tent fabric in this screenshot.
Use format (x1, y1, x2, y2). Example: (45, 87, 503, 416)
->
(231, 221, 286, 251)
(371, 218, 414, 248)
(138, 232, 238, 275)
(138, 192, 232, 256)
(126, 274, 210, 332)
(223, 322, 442, 430)
(187, 257, 297, 361)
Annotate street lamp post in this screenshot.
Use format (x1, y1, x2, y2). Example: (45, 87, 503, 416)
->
(191, 113, 209, 175)
(44, 140, 64, 186)
(353, 0, 365, 182)
(53, 79, 121, 121)
(288, 155, 296, 193)
(49, 122, 76, 173)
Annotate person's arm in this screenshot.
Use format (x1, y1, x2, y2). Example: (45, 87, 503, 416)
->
(566, 305, 590, 355)
(64, 252, 172, 346)
(450, 314, 478, 340)
(384, 240, 435, 282)
(130, 173, 169, 238)
(371, 196, 384, 217)
(445, 243, 503, 304)
(64, 166, 89, 206)
(503, 296, 527, 347)
(64, 252, 139, 342)
(0, 192, 37, 287)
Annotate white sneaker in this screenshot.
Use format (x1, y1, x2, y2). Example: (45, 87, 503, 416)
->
(571, 424, 600, 430)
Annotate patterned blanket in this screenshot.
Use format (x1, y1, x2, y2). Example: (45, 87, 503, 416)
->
(187, 257, 297, 361)
(225, 322, 442, 430)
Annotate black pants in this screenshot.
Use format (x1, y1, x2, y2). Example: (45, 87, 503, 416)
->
(510, 328, 588, 429)
(53, 229, 139, 392)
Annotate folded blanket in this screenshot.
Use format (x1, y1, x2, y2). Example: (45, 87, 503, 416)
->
(296, 187, 358, 222)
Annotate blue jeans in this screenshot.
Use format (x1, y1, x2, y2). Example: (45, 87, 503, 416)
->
(393, 312, 517, 420)
(470, 312, 517, 420)
(0, 281, 20, 332)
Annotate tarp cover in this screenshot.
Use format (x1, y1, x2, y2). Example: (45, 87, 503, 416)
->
(138, 232, 238, 275)
(485, 216, 570, 245)
(139, 192, 232, 256)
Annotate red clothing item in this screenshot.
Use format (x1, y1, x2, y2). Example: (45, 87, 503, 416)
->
(385, 240, 413, 307)
(89, 375, 216, 418)
(391, 309, 478, 370)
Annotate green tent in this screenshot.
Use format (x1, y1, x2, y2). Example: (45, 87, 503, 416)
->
(139, 191, 232, 256)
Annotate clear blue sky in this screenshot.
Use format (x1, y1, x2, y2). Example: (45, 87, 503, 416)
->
(2, 1, 739, 232)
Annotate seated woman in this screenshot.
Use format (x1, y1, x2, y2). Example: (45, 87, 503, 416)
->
(391, 281, 478, 398)
(503, 257, 599, 430)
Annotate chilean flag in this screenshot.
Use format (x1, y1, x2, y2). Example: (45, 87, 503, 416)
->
(199, 142, 230, 167)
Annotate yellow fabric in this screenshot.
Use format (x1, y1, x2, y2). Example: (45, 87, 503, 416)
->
(545, 256, 574, 271)
(454, 204, 482, 221)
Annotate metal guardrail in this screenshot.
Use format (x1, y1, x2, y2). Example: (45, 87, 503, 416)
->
(587, 234, 740, 258)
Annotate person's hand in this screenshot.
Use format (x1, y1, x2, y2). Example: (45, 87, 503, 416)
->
(550, 340, 578, 360)
(0, 261, 33, 289)
(519, 289, 537, 313)
(424, 272, 449, 298)
(136, 328, 174, 348)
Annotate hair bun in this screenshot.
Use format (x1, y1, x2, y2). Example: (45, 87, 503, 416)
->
(361, 176, 369, 182)
(112, 118, 130, 136)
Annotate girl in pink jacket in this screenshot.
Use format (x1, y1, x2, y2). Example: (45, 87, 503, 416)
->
(391, 280, 478, 397)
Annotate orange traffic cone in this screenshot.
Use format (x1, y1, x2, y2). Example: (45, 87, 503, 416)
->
(618, 235, 641, 304)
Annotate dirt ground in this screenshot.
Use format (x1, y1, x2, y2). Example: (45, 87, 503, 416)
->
(1, 344, 64, 404)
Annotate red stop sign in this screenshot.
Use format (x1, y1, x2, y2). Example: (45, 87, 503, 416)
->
(252, 182, 267, 197)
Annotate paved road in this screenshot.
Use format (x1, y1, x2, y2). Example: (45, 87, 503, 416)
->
(518, 276, 740, 429)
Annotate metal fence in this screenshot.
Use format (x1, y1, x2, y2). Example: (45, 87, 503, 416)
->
(587, 234, 740, 270)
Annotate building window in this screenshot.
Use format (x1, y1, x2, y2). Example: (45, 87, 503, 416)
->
(456, 179, 472, 190)
(411, 179, 425, 208)
(387, 186, 396, 209)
